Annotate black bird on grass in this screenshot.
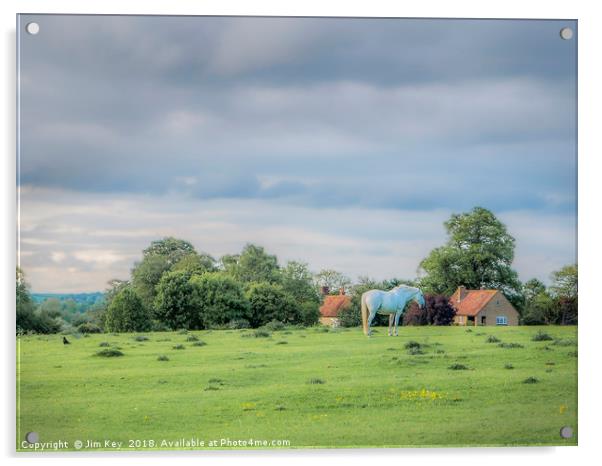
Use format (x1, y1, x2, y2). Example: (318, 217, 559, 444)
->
(63, 336, 70, 345)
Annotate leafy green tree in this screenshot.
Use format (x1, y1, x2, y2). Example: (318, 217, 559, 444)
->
(153, 270, 196, 329)
(550, 264, 577, 300)
(314, 269, 351, 294)
(189, 273, 250, 328)
(550, 264, 578, 325)
(521, 291, 556, 325)
(522, 278, 547, 304)
(104, 287, 150, 332)
(143, 237, 196, 264)
(280, 261, 321, 325)
(16, 268, 39, 333)
(131, 254, 172, 310)
(171, 252, 217, 276)
(132, 237, 199, 311)
(221, 244, 281, 284)
(245, 282, 299, 327)
(419, 207, 522, 306)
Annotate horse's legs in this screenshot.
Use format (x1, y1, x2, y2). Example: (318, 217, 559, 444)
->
(367, 312, 376, 336)
(394, 312, 402, 336)
(388, 315, 394, 336)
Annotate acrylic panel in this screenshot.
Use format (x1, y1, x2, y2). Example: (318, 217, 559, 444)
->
(16, 15, 577, 451)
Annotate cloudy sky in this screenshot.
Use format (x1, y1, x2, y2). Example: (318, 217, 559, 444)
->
(18, 15, 577, 293)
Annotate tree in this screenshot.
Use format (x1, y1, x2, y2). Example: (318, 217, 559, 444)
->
(153, 270, 196, 329)
(550, 264, 578, 325)
(419, 207, 522, 306)
(550, 264, 577, 300)
(221, 244, 281, 284)
(245, 282, 299, 327)
(521, 291, 556, 325)
(280, 261, 321, 325)
(314, 269, 351, 294)
(143, 237, 196, 264)
(522, 278, 547, 304)
(104, 287, 150, 332)
(16, 267, 36, 330)
(132, 237, 199, 311)
(131, 254, 172, 310)
(171, 252, 217, 276)
(189, 273, 250, 329)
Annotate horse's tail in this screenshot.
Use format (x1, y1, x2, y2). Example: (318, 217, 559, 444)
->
(361, 293, 368, 335)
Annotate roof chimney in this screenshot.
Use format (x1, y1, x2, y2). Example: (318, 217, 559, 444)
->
(457, 286, 467, 303)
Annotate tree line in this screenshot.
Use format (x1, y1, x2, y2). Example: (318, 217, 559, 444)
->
(16, 206, 577, 334)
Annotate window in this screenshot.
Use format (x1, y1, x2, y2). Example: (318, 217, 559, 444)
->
(496, 316, 508, 326)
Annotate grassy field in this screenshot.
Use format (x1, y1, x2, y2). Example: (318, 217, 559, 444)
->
(16, 325, 577, 451)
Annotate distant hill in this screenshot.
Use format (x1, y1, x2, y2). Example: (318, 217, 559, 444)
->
(32, 292, 105, 311)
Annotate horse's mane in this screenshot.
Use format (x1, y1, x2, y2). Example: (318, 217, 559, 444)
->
(390, 284, 419, 293)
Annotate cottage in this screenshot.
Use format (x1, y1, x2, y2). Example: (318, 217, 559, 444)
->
(319, 288, 351, 327)
(450, 286, 519, 326)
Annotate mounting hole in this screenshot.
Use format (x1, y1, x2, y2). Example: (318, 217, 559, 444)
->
(25, 431, 39, 444)
(560, 426, 573, 438)
(26, 22, 40, 35)
(559, 27, 573, 40)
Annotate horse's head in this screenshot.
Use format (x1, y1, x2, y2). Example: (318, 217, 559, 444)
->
(414, 290, 426, 309)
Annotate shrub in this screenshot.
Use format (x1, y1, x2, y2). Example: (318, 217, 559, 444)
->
(105, 287, 150, 333)
(157, 355, 169, 361)
(486, 335, 501, 343)
(448, 363, 469, 370)
(498, 342, 524, 349)
(78, 322, 102, 334)
(192, 341, 207, 347)
(186, 334, 199, 342)
(228, 319, 251, 330)
(264, 320, 286, 331)
(532, 330, 554, 342)
(254, 329, 271, 338)
(403, 294, 456, 326)
(154, 271, 197, 329)
(552, 338, 576, 346)
(95, 349, 124, 357)
(308, 378, 326, 384)
(134, 335, 149, 342)
(98, 342, 111, 347)
(172, 344, 185, 350)
(523, 376, 539, 384)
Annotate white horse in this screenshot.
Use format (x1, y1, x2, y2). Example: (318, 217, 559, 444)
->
(361, 285, 425, 336)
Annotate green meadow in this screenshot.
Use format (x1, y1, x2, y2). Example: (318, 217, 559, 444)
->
(17, 325, 577, 451)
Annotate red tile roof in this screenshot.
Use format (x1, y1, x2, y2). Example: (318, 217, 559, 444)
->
(320, 295, 351, 318)
(449, 288, 498, 316)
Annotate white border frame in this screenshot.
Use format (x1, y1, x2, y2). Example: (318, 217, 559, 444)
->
(2, 1, 600, 465)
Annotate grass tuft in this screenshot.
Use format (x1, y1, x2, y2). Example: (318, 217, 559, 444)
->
(504, 363, 514, 369)
(192, 340, 207, 347)
(98, 342, 110, 347)
(486, 335, 501, 343)
(95, 349, 124, 357)
(308, 378, 326, 384)
(532, 330, 554, 342)
(448, 363, 469, 370)
(523, 376, 539, 384)
(157, 355, 169, 361)
(134, 335, 149, 342)
(498, 342, 524, 349)
(172, 344, 186, 350)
